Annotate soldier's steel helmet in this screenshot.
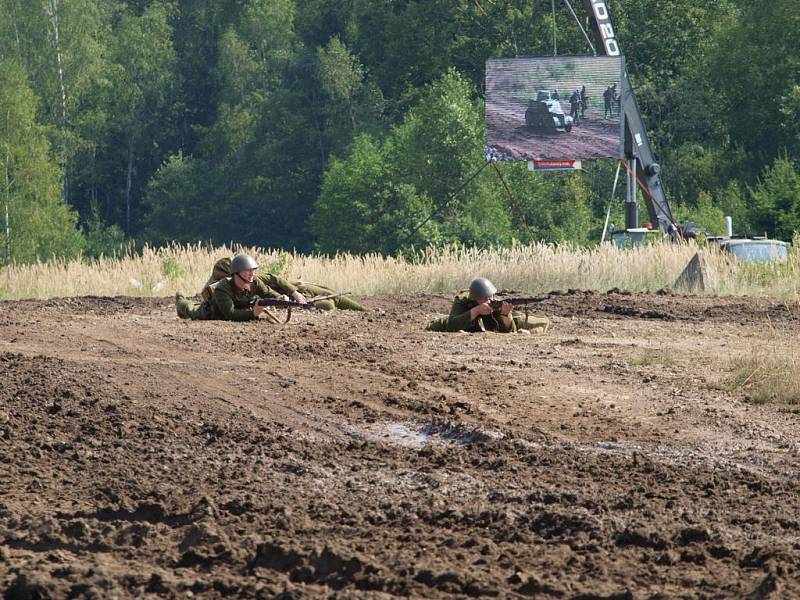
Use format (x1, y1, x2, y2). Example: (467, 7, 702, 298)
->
(230, 254, 259, 274)
(468, 277, 497, 300)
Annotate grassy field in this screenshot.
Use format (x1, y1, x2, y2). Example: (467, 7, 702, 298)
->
(1, 241, 799, 300)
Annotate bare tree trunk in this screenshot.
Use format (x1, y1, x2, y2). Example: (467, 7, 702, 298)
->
(91, 145, 96, 205)
(3, 195, 10, 265)
(4, 112, 12, 264)
(309, 87, 326, 170)
(11, 0, 24, 66)
(125, 134, 134, 234)
(45, 0, 68, 203)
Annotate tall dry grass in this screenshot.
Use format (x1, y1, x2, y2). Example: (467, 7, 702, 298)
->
(723, 344, 800, 406)
(1, 241, 799, 300)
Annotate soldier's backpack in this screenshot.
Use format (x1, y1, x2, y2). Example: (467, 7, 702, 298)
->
(201, 257, 232, 301)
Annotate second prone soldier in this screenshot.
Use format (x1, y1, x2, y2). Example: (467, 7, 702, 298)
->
(425, 277, 548, 333)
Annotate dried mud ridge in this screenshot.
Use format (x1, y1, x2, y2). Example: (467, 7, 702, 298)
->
(1, 289, 799, 598)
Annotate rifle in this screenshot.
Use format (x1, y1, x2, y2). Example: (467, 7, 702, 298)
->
(489, 294, 549, 311)
(486, 295, 549, 328)
(250, 292, 351, 323)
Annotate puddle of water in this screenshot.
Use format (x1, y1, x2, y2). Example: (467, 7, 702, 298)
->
(424, 422, 505, 444)
(346, 420, 796, 482)
(383, 423, 432, 448)
(347, 420, 506, 449)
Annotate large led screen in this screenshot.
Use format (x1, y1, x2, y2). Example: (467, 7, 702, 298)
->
(485, 56, 624, 161)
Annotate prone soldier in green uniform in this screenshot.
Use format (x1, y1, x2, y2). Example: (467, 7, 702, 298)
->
(426, 277, 549, 333)
(201, 256, 365, 312)
(175, 254, 285, 321)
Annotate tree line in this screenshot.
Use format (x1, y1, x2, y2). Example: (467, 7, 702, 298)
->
(1, 0, 799, 264)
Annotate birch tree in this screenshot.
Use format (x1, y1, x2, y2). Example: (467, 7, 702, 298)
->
(0, 60, 83, 264)
(109, 3, 176, 234)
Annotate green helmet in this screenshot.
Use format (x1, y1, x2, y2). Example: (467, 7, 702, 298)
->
(468, 277, 497, 300)
(230, 254, 259, 274)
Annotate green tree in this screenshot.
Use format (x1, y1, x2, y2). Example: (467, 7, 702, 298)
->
(779, 84, 800, 153)
(81, 201, 126, 257)
(142, 152, 207, 245)
(492, 163, 594, 246)
(311, 134, 437, 253)
(672, 192, 726, 236)
(0, 0, 112, 205)
(707, 1, 800, 167)
(311, 134, 389, 253)
(312, 70, 495, 253)
(317, 36, 365, 132)
(713, 181, 749, 235)
(109, 2, 177, 234)
(749, 156, 800, 241)
(0, 60, 83, 264)
(314, 34, 385, 161)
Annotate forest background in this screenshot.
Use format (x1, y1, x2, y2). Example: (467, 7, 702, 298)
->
(2, 0, 800, 265)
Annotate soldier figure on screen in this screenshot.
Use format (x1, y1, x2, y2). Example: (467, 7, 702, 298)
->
(580, 85, 588, 119)
(569, 90, 581, 124)
(603, 85, 613, 118)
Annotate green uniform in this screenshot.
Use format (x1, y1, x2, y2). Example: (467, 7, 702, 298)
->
(199, 256, 365, 312)
(177, 276, 280, 321)
(258, 273, 295, 294)
(292, 282, 366, 311)
(426, 292, 516, 333)
(426, 292, 550, 333)
(258, 275, 365, 311)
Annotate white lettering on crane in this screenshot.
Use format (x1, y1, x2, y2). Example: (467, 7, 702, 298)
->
(590, 0, 621, 56)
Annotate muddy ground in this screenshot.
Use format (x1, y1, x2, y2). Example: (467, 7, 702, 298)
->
(1, 290, 799, 599)
(486, 97, 620, 161)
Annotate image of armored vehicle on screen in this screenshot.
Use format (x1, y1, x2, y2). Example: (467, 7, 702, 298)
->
(525, 90, 573, 133)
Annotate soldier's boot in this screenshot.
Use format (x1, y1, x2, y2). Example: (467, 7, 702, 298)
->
(176, 292, 191, 319)
(334, 296, 366, 311)
(312, 299, 336, 311)
(176, 293, 212, 320)
(425, 316, 448, 332)
(514, 315, 549, 334)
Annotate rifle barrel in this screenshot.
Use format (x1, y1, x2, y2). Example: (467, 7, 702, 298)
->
(490, 295, 548, 307)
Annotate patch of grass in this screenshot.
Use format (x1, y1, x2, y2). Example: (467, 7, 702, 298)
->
(265, 251, 292, 278)
(723, 348, 800, 405)
(627, 350, 675, 368)
(161, 255, 182, 280)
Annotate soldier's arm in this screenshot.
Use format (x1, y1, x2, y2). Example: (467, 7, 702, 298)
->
(259, 273, 297, 296)
(254, 278, 282, 299)
(445, 297, 475, 332)
(213, 286, 257, 321)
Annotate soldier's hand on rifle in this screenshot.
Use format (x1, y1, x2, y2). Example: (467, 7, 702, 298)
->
(277, 294, 290, 301)
(291, 290, 307, 304)
(470, 302, 493, 321)
(253, 303, 267, 317)
(499, 301, 513, 315)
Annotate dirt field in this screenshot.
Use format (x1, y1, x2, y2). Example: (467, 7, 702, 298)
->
(486, 97, 620, 161)
(2, 290, 799, 599)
